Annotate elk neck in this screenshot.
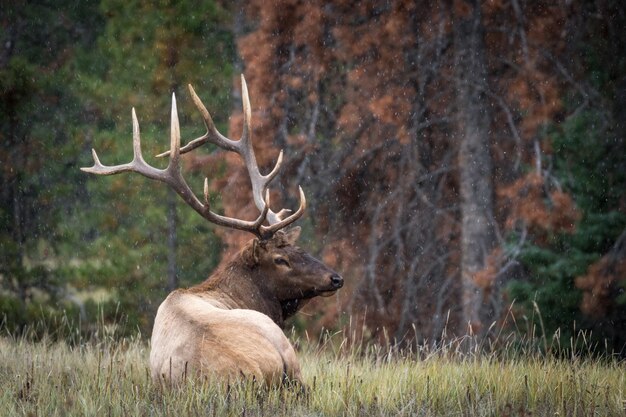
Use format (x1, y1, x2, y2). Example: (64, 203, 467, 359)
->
(188, 258, 288, 327)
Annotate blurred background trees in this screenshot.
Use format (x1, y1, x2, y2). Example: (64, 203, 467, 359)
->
(1, 0, 624, 354)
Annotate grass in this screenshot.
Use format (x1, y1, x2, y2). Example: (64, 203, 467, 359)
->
(1, 327, 625, 417)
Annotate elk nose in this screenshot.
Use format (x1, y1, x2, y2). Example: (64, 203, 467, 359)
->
(330, 274, 344, 289)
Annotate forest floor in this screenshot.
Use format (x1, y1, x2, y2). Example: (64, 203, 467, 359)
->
(0, 330, 624, 417)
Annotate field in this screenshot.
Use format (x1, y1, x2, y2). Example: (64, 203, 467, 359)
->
(1, 327, 625, 417)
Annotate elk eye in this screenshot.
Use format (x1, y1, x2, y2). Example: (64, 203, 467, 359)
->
(274, 257, 290, 267)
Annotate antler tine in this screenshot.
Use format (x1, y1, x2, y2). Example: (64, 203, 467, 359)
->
(81, 93, 278, 239)
(167, 77, 284, 225)
(156, 84, 238, 158)
(83, 77, 306, 239)
(81, 108, 161, 179)
(260, 186, 307, 237)
(131, 108, 144, 163)
(240, 74, 252, 148)
(157, 75, 299, 229)
(169, 93, 181, 169)
(81, 97, 200, 199)
(233, 75, 287, 225)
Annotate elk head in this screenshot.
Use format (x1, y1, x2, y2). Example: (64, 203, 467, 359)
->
(246, 227, 343, 298)
(81, 75, 343, 323)
(236, 226, 343, 321)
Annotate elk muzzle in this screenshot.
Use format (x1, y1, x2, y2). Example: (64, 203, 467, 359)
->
(319, 273, 344, 297)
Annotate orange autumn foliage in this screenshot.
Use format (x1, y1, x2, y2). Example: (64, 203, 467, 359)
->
(499, 172, 580, 237)
(201, 0, 597, 341)
(473, 247, 503, 294)
(576, 233, 626, 318)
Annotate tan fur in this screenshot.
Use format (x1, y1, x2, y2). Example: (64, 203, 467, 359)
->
(150, 290, 300, 385)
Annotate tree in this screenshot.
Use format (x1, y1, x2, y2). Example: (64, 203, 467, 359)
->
(232, 0, 461, 343)
(452, 0, 496, 335)
(0, 0, 103, 335)
(501, 0, 626, 354)
(0, 1, 237, 337)
(74, 0, 235, 334)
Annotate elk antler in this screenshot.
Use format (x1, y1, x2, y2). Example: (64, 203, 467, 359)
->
(81, 76, 306, 239)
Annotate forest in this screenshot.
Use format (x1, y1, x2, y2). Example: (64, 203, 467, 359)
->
(1, 0, 625, 357)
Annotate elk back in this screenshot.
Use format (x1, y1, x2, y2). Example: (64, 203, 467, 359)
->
(150, 290, 301, 386)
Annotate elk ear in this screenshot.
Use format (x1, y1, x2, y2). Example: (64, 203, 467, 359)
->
(244, 238, 261, 267)
(283, 226, 301, 245)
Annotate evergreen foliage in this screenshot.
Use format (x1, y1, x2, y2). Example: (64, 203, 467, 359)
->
(1, 1, 234, 337)
(0, 0, 104, 336)
(509, 3, 626, 352)
(509, 109, 626, 352)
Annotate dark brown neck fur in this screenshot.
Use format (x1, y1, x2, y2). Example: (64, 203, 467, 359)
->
(183, 229, 340, 328)
(188, 255, 291, 327)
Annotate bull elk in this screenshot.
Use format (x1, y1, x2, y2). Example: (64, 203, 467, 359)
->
(81, 75, 343, 386)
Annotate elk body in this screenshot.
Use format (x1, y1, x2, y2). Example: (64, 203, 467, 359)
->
(82, 76, 343, 386)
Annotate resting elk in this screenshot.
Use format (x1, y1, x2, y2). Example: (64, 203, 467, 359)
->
(81, 75, 343, 386)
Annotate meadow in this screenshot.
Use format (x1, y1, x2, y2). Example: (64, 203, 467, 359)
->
(1, 324, 624, 417)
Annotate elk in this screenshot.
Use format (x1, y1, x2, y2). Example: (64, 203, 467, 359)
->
(81, 75, 343, 386)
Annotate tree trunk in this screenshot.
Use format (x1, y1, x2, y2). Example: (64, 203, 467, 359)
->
(453, 0, 496, 335)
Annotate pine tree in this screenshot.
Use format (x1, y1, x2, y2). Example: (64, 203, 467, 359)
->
(74, 0, 235, 334)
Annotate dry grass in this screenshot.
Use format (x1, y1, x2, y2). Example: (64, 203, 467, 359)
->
(0, 328, 624, 417)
